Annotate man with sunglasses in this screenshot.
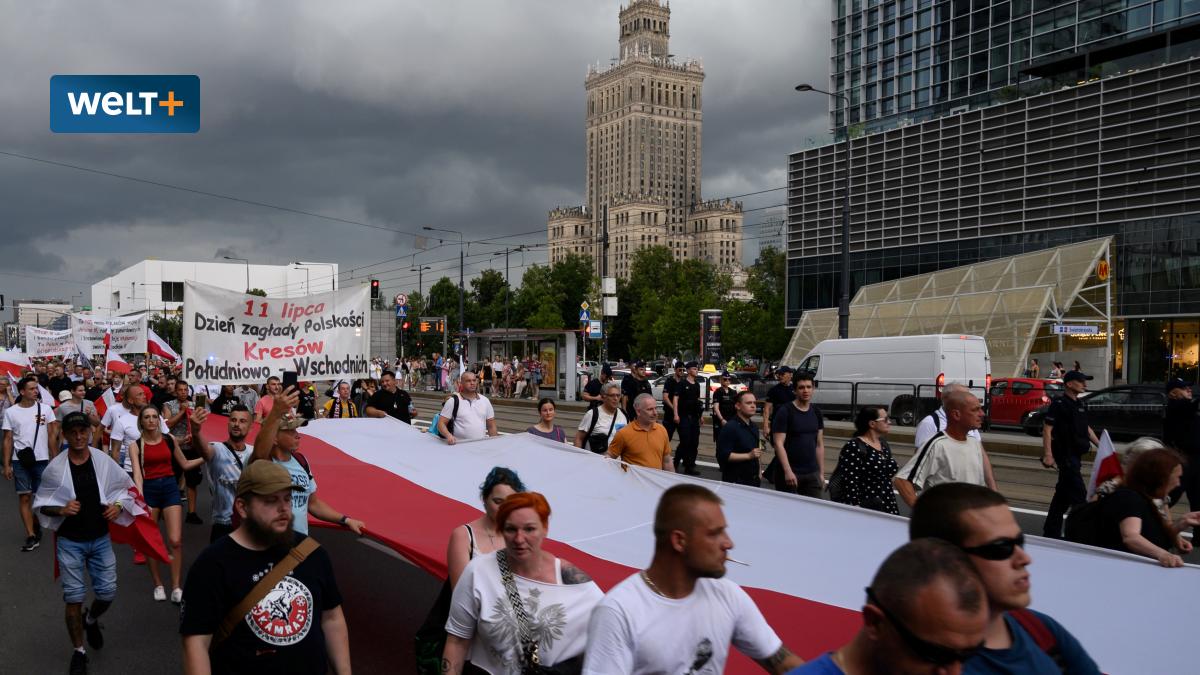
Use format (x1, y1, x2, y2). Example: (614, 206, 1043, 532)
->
(787, 538, 989, 674)
(910, 483, 1100, 674)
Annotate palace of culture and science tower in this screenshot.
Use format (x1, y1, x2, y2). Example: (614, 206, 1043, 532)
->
(547, 0, 745, 280)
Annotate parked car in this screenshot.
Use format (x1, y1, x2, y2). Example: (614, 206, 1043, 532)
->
(794, 335, 992, 425)
(649, 371, 748, 411)
(987, 378, 1063, 428)
(1021, 385, 1166, 439)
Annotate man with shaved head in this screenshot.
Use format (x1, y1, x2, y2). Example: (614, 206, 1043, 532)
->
(894, 387, 995, 507)
(789, 538, 989, 674)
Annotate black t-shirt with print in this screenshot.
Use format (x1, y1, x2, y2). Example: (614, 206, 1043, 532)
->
(180, 532, 342, 675)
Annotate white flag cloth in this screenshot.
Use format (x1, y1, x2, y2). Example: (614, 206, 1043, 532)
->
(1086, 430, 1120, 500)
(0, 350, 30, 379)
(33, 448, 144, 531)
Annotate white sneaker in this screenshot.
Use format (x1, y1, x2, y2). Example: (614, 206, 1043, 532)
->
(170, 588, 183, 604)
(152, 586, 166, 602)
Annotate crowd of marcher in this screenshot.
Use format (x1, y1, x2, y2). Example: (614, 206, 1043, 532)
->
(3, 348, 1197, 674)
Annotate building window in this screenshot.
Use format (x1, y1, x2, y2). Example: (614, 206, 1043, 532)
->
(162, 281, 184, 303)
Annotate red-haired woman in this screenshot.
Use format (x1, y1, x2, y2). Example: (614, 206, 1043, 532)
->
(1098, 448, 1200, 567)
(443, 492, 602, 674)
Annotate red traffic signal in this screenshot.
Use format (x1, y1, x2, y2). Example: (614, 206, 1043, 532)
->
(370, 279, 380, 298)
(402, 321, 410, 330)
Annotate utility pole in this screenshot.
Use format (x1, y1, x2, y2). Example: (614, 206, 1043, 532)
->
(423, 226, 464, 357)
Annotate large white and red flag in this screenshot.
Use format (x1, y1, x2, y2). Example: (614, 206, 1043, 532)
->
(106, 351, 133, 375)
(1086, 430, 1121, 499)
(193, 415, 1198, 675)
(0, 350, 30, 379)
(34, 448, 169, 570)
(147, 328, 180, 363)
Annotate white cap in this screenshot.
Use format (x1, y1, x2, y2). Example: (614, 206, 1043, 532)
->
(58, 389, 73, 402)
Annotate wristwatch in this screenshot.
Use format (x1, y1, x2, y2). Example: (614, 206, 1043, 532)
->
(338, 514, 350, 525)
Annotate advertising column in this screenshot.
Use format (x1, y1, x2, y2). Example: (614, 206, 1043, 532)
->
(700, 309, 722, 368)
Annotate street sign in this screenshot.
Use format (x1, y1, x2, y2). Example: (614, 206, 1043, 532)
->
(603, 296, 618, 317)
(418, 317, 446, 333)
(588, 320, 602, 339)
(1052, 324, 1099, 335)
(580, 300, 589, 310)
(579, 309, 590, 322)
(395, 305, 407, 318)
(602, 277, 616, 295)
(395, 293, 408, 306)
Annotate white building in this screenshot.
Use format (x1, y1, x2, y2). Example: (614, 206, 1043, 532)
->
(16, 301, 72, 347)
(90, 260, 339, 316)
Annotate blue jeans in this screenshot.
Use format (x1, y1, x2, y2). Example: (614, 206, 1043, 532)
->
(13, 459, 48, 495)
(57, 535, 117, 604)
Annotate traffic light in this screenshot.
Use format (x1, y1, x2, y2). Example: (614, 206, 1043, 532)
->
(402, 321, 410, 330)
(370, 279, 380, 299)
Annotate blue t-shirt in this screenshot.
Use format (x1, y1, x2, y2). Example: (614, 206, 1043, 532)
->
(964, 610, 1099, 675)
(273, 454, 317, 535)
(787, 653, 842, 674)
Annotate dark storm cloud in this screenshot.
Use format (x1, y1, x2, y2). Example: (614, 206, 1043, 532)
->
(0, 0, 831, 302)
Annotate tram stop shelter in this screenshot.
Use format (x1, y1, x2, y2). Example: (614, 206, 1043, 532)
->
(464, 328, 579, 401)
(783, 237, 1115, 385)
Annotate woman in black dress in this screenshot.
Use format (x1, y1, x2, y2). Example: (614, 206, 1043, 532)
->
(829, 405, 899, 514)
(1098, 448, 1200, 567)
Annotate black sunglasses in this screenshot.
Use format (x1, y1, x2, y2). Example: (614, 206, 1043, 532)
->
(865, 587, 983, 665)
(961, 533, 1025, 561)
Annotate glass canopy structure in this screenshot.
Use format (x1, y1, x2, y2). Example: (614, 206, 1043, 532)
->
(783, 237, 1113, 379)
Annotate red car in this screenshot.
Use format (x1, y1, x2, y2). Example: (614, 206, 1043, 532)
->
(987, 378, 1064, 427)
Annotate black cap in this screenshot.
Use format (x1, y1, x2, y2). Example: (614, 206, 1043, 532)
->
(1166, 378, 1190, 392)
(1062, 370, 1093, 383)
(685, 361, 698, 369)
(776, 365, 793, 375)
(632, 360, 646, 368)
(60, 411, 90, 431)
(600, 364, 613, 376)
(720, 371, 732, 379)
(673, 360, 684, 370)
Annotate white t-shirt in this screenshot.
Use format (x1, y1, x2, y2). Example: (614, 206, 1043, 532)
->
(3, 403, 57, 461)
(583, 573, 783, 675)
(577, 407, 627, 444)
(107, 408, 169, 472)
(205, 441, 253, 525)
(913, 408, 982, 451)
(441, 394, 495, 441)
(447, 551, 603, 674)
(896, 433, 987, 491)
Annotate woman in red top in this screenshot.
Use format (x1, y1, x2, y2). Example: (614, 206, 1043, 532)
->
(130, 405, 205, 604)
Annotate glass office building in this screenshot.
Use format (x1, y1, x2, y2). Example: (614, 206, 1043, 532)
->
(829, 0, 1200, 137)
(787, 6, 1200, 385)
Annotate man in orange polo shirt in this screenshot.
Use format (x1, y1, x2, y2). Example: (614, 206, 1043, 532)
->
(607, 393, 674, 471)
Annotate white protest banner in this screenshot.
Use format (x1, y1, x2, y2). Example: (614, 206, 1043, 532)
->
(182, 281, 371, 385)
(71, 313, 147, 356)
(25, 326, 74, 358)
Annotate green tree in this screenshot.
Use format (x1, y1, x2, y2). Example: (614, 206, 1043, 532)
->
(512, 265, 561, 329)
(721, 246, 790, 361)
(149, 315, 182, 352)
(247, 288, 267, 297)
(425, 277, 460, 323)
(468, 268, 509, 330)
(615, 247, 731, 359)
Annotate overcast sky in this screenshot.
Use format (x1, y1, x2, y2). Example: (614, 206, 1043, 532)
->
(0, 0, 832, 306)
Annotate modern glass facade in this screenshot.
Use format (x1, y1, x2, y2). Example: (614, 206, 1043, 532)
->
(830, 0, 1200, 136)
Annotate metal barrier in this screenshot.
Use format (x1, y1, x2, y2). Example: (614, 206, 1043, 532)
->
(812, 379, 990, 426)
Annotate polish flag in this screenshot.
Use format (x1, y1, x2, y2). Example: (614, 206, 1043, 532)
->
(147, 328, 180, 363)
(1087, 430, 1120, 499)
(106, 351, 133, 375)
(0, 350, 30, 379)
(94, 387, 118, 420)
(107, 487, 171, 563)
(102, 329, 112, 352)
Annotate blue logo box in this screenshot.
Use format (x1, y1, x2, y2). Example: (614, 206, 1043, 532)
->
(50, 75, 200, 133)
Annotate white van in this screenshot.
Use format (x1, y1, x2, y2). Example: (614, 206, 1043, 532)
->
(794, 335, 991, 425)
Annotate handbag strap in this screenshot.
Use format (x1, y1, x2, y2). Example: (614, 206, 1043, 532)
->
(214, 536, 321, 646)
(496, 549, 541, 669)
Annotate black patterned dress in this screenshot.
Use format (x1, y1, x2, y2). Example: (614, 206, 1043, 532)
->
(833, 437, 900, 515)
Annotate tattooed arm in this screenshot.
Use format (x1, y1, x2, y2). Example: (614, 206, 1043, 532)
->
(442, 635, 470, 674)
(754, 645, 804, 674)
(559, 560, 594, 585)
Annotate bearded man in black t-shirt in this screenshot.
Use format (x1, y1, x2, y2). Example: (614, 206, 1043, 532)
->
(180, 461, 350, 674)
(364, 370, 414, 424)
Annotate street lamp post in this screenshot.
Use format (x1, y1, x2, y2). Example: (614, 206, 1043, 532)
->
(223, 256, 250, 293)
(294, 261, 336, 291)
(493, 246, 527, 360)
(423, 226, 465, 349)
(411, 265, 431, 299)
(796, 83, 852, 340)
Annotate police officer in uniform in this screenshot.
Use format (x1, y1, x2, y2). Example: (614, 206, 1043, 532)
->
(1040, 370, 1099, 539)
(620, 361, 654, 424)
(661, 361, 684, 441)
(1164, 378, 1199, 525)
(672, 362, 703, 476)
(762, 366, 795, 440)
(711, 372, 737, 443)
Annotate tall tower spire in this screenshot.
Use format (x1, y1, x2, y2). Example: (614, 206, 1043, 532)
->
(618, 1, 670, 61)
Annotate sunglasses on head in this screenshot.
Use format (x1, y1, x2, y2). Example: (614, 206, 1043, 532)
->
(961, 533, 1025, 561)
(865, 587, 983, 665)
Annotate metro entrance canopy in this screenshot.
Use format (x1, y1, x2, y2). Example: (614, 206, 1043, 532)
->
(783, 237, 1113, 380)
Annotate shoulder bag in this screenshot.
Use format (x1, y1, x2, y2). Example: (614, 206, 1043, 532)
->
(496, 550, 583, 675)
(15, 405, 42, 472)
(213, 537, 320, 646)
(584, 408, 617, 455)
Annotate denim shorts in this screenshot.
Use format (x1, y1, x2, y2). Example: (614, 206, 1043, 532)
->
(13, 459, 48, 495)
(57, 535, 117, 604)
(142, 475, 182, 509)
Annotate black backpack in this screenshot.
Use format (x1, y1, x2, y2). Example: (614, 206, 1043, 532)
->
(1063, 499, 1104, 545)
